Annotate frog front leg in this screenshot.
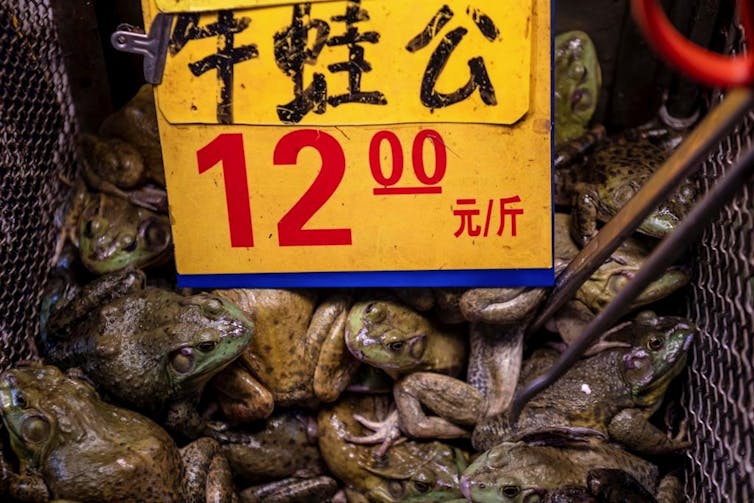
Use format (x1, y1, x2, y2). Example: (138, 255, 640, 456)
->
(181, 437, 237, 503)
(607, 409, 691, 455)
(395, 372, 484, 439)
(212, 362, 274, 422)
(1, 471, 49, 503)
(309, 295, 361, 403)
(239, 476, 338, 503)
(571, 187, 601, 247)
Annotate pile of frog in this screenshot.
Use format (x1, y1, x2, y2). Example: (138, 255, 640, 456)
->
(0, 31, 701, 503)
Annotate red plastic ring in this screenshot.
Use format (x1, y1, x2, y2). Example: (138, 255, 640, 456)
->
(631, 0, 754, 88)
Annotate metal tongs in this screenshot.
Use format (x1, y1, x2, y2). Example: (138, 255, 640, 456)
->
(509, 0, 754, 421)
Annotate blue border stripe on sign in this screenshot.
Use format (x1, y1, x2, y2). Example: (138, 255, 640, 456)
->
(177, 268, 555, 288)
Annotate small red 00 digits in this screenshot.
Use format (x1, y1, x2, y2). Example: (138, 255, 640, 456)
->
(197, 129, 448, 247)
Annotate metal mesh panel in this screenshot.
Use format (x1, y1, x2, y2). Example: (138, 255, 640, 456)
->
(682, 105, 754, 501)
(0, 0, 79, 371)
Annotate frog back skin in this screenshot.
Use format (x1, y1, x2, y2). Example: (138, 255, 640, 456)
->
(0, 365, 185, 502)
(461, 441, 659, 501)
(44, 287, 253, 412)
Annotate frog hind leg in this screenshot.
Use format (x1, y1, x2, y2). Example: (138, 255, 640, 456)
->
(239, 476, 338, 503)
(571, 188, 601, 248)
(211, 363, 274, 422)
(311, 295, 361, 403)
(205, 452, 238, 503)
(607, 409, 691, 456)
(394, 372, 484, 440)
(180, 437, 222, 503)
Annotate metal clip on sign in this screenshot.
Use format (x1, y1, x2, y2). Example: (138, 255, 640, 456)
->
(510, 0, 754, 422)
(111, 13, 173, 84)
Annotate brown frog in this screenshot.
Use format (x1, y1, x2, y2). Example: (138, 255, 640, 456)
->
(0, 364, 235, 503)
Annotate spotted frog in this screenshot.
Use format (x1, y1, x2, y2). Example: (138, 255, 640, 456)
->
(472, 311, 696, 454)
(557, 135, 697, 247)
(42, 269, 253, 438)
(0, 364, 235, 503)
(460, 440, 680, 503)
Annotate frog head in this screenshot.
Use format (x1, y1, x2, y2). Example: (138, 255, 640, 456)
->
(345, 301, 429, 372)
(0, 365, 97, 469)
(159, 293, 254, 396)
(460, 443, 548, 503)
(363, 442, 464, 502)
(554, 31, 601, 146)
(595, 143, 696, 238)
(77, 193, 171, 274)
(614, 311, 696, 404)
(578, 238, 690, 312)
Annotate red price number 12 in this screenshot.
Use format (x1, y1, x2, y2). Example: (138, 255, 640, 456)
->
(198, 129, 447, 248)
(197, 130, 351, 247)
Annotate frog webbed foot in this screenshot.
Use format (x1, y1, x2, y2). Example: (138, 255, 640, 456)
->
(344, 408, 404, 460)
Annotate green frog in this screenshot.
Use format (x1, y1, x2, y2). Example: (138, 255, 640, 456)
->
(460, 441, 679, 503)
(74, 190, 172, 274)
(42, 269, 253, 438)
(557, 135, 697, 247)
(318, 395, 467, 503)
(554, 31, 602, 147)
(211, 289, 360, 422)
(472, 311, 695, 454)
(80, 84, 166, 212)
(346, 290, 545, 448)
(548, 213, 689, 348)
(0, 364, 236, 502)
(345, 300, 467, 378)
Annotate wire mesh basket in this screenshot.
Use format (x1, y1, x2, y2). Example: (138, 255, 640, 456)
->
(0, 1, 752, 502)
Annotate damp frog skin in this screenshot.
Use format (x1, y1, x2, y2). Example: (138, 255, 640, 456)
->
(345, 300, 467, 378)
(549, 213, 689, 347)
(75, 191, 172, 274)
(472, 311, 696, 455)
(318, 395, 467, 503)
(557, 136, 697, 247)
(42, 270, 253, 438)
(0, 364, 235, 503)
(212, 289, 360, 422)
(554, 31, 602, 147)
(460, 441, 680, 503)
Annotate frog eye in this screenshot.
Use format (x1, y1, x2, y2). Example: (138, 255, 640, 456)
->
(83, 218, 107, 238)
(21, 415, 51, 444)
(170, 347, 195, 374)
(387, 341, 405, 352)
(142, 219, 170, 250)
(364, 303, 386, 323)
(196, 341, 217, 353)
(413, 481, 431, 493)
(501, 485, 520, 498)
(647, 335, 664, 351)
(386, 480, 404, 498)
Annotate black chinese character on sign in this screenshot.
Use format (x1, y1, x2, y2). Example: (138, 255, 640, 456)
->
(274, 4, 330, 123)
(170, 11, 259, 124)
(326, 0, 387, 107)
(274, 1, 386, 124)
(407, 5, 499, 110)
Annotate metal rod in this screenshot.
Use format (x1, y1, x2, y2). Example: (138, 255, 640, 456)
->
(529, 88, 754, 335)
(510, 122, 754, 422)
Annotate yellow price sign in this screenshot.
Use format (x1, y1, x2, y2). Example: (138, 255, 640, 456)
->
(143, 0, 553, 287)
